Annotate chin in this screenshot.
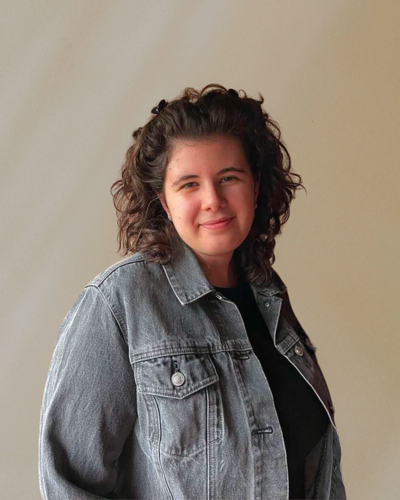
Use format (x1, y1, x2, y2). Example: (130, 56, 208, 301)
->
(199, 242, 240, 256)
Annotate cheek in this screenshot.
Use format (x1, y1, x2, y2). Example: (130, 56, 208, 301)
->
(232, 184, 255, 202)
(173, 199, 198, 224)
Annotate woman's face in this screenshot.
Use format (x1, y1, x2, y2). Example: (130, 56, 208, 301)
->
(158, 135, 259, 265)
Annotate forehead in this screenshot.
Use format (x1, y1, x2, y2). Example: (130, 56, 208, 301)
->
(166, 136, 249, 173)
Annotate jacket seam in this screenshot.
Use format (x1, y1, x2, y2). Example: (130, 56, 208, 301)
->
(130, 343, 254, 363)
(91, 256, 147, 287)
(86, 284, 128, 344)
(153, 396, 175, 499)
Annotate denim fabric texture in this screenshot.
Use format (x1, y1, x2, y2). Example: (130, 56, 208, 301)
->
(39, 241, 346, 499)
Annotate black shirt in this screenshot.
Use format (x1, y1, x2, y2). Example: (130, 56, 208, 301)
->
(215, 281, 329, 500)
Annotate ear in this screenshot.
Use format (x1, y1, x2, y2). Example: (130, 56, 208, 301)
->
(157, 192, 169, 215)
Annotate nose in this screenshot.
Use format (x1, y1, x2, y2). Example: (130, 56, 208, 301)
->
(200, 183, 226, 211)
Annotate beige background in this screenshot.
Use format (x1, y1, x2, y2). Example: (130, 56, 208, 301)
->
(1, 1, 399, 498)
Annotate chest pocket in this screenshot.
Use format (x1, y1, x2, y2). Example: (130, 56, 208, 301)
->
(135, 352, 223, 457)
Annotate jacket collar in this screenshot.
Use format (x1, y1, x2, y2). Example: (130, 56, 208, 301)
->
(162, 241, 286, 306)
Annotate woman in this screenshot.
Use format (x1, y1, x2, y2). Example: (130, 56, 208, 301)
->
(39, 84, 346, 499)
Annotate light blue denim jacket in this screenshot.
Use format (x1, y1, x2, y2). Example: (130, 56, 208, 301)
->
(39, 241, 346, 499)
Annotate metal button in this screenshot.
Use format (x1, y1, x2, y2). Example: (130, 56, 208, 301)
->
(215, 292, 222, 300)
(171, 372, 185, 386)
(294, 345, 304, 356)
(264, 301, 270, 308)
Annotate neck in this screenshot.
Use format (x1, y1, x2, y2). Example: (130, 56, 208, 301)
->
(194, 251, 238, 288)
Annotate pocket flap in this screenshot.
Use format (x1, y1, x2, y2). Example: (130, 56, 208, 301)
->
(135, 353, 219, 399)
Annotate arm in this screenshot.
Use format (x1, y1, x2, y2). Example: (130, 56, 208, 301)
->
(39, 285, 137, 499)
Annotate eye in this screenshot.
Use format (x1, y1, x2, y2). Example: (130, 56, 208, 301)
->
(181, 176, 238, 189)
(181, 182, 198, 189)
(221, 176, 238, 182)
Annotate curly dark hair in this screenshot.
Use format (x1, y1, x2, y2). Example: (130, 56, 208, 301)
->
(111, 84, 305, 285)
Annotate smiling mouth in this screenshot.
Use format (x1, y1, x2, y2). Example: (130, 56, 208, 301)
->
(200, 217, 234, 230)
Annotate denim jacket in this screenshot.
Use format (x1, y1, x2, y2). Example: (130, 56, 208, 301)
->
(39, 242, 346, 500)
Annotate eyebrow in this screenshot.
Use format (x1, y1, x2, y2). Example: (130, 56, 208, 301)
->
(171, 166, 248, 187)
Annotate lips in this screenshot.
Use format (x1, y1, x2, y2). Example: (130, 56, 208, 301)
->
(201, 217, 232, 225)
(200, 217, 234, 229)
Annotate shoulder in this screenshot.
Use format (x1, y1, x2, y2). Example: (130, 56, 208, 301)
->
(85, 252, 167, 296)
(87, 252, 149, 287)
(82, 251, 171, 310)
(82, 252, 165, 311)
(62, 252, 165, 340)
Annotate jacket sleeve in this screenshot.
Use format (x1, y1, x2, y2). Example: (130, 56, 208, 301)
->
(39, 285, 137, 499)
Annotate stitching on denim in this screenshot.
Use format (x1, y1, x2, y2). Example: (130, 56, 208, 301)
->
(130, 343, 254, 363)
(137, 374, 219, 397)
(137, 354, 222, 457)
(92, 256, 146, 287)
(153, 386, 222, 457)
(206, 385, 211, 500)
(136, 354, 219, 397)
(231, 353, 263, 497)
(87, 285, 127, 344)
(162, 264, 213, 305)
(153, 396, 175, 499)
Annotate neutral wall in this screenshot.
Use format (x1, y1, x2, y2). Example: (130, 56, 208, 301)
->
(1, 1, 399, 498)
